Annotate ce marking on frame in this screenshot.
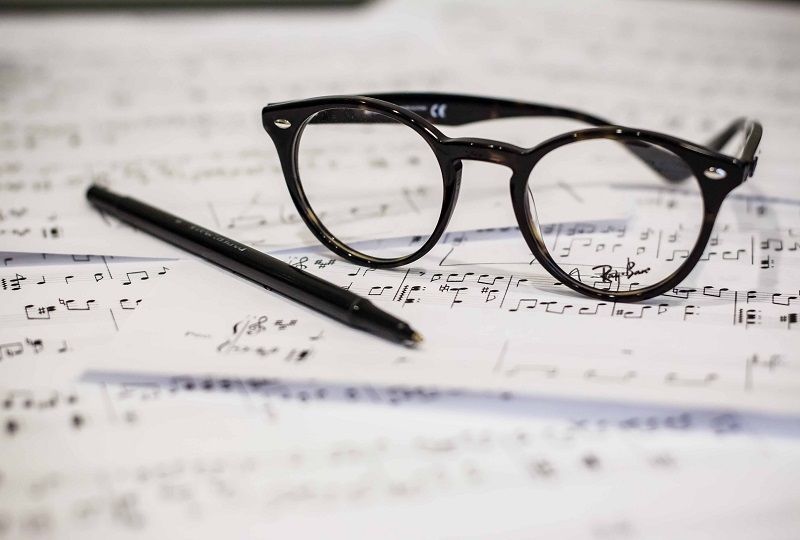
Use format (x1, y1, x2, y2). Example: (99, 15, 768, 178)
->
(430, 103, 448, 119)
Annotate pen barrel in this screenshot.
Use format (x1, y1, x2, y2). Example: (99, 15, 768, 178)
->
(86, 185, 362, 325)
(348, 299, 416, 343)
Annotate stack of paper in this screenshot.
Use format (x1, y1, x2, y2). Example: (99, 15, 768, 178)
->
(2, 0, 799, 537)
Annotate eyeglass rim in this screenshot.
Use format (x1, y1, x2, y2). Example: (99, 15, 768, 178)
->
(261, 93, 761, 302)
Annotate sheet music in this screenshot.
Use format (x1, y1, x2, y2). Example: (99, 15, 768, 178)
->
(0, 252, 176, 376)
(2, 0, 798, 256)
(2, 0, 800, 537)
(4, 251, 797, 537)
(2, 376, 799, 539)
(0, 4, 465, 257)
(94, 226, 800, 415)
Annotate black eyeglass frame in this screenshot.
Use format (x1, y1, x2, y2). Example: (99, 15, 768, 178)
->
(262, 93, 762, 302)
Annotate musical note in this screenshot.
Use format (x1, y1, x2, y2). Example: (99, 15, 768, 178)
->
(24, 304, 56, 320)
(121, 271, 149, 285)
(119, 298, 142, 310)
(0, 342, 24, 359)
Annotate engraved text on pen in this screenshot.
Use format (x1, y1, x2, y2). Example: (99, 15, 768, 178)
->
(188, 224, 248, 252)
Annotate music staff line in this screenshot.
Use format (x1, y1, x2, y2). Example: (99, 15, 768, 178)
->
(282, 253, 800, 330)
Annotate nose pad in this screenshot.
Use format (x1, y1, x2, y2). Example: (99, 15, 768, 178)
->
(452, 161, 517, 232)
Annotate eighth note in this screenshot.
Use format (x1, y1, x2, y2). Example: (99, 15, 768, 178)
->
(122, 271, 149, 285)
(25, 304, 56, 320)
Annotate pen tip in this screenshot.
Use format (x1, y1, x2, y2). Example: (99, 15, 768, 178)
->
(408, 331, 424, 346)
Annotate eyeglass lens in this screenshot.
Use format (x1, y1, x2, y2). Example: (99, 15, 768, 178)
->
(297, 107, 445, 260)
(526, 138, 704, 292)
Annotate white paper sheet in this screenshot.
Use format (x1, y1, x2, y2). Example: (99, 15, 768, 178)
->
(3, 0, 800, 537)
(0, 252, 177, 363)
(4, 253, 797, 539)
(2, 0, 799, 257)
(2, 374, 799, 539)
(91, 222, 800, 415)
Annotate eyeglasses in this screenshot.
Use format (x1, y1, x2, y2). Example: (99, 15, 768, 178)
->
(261, 93, 762, 302)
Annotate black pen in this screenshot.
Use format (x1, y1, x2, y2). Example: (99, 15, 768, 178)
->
(86, 184, 423, 347)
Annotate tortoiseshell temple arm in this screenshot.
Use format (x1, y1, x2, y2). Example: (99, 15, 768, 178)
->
(309, 93, 751, 184)
(369, 94, 763, 182)
(366, 92, 616, 128)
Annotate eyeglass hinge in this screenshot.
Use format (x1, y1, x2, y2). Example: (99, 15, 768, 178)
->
(747, 156, 758, 178)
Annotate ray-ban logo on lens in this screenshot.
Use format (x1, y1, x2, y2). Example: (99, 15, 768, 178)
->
(593, 258, 651, 284)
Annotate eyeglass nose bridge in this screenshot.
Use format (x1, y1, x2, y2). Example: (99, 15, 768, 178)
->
(440, 137, 526, 171)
